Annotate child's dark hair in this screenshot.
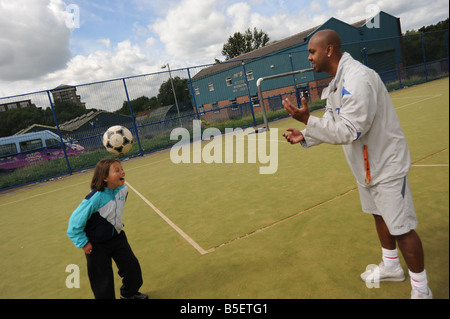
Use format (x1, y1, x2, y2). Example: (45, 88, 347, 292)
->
(91, 158, 120, 191)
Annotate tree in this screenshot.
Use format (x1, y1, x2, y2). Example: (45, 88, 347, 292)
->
(116, 96, 156, 116)
(0, 99, 95, 137)
(157, 76, 192, 109)
(53, 100, 90, 124)
(418, 18, 449, 33)
(0, 106, 54, 137)
(115, 77, 192, 116)
(402, 18, 449, 67)
(221, 27, 270, 61)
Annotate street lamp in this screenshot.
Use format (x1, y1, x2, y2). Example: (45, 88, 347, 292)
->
(161, 63, 182, 127)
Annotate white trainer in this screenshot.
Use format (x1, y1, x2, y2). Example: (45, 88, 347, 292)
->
(361, 261, 406, 283)
(411, 288, 433, 299)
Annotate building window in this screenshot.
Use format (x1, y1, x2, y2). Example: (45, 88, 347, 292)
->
(194, 86, 200, 95)
(251, 95, 260, 107)
(208, 82, 214, 92)
(230, 98, 239, 111)
(246, 70, 254, 81)
(212, 102, 220, 114)
(226, 77, 232, 86)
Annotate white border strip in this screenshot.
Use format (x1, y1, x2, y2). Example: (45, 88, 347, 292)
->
(126, 181, 211, 255)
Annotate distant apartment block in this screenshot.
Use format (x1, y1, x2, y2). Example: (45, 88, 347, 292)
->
(51, 84, 86, 108)
(0, 99, 35, 113)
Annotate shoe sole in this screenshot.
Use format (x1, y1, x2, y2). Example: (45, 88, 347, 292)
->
(361, 274, 406, 282)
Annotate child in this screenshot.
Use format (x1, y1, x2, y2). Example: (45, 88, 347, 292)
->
(67, 158, 147, 299)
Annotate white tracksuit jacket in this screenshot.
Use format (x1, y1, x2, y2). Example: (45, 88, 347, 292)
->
(301, 52, 411, 187)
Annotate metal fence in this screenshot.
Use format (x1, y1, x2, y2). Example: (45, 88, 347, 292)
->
(0, 30, 448, 191)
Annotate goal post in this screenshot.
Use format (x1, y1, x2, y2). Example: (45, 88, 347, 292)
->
(256, 68, 314, 131)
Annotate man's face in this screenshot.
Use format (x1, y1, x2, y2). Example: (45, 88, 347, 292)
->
(308, 37, 329, 73)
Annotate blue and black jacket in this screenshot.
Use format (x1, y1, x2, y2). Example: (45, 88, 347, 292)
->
(68, 185, 128, 248)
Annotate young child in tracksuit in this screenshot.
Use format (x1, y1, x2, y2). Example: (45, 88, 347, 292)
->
(67, 158, 147, 299)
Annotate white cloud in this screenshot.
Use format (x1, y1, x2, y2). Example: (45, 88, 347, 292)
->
(384, 0, 449, 31)
(326, 0, 449, 31)
(309, 2, 323, 12)
(146, 37, 156, 48)
(227, 2, 253, 32)
(149, 0, 314, 64)
(0, 0, 72, 81)
(44, 40, 154, 85)
(0, 0, 447, 99)
(97, 38, 111, 49)
(150, 0, 229, 62)
(224, 2, 289, 40)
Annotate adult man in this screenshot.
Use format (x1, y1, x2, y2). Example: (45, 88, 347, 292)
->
(283, 29, 432, 299)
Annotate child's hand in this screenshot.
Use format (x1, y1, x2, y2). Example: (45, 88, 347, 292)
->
(83, 242, 93, 255)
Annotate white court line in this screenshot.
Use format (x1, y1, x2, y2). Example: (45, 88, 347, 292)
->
(392, 82, 446, 96)
(0, 180, 87, 207)
(0, 158, 172, 207)
(412, 164, 448, 167)
(392, 95, 439, 99)
(125, 157, 172, 172)
(395, 94, 442, 110)
(209, 188, 358, 252)
(237, 137, 287, 143)
(125, 181, 211, 255)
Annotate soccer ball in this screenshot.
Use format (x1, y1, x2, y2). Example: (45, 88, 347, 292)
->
(103, 125, 134, 155)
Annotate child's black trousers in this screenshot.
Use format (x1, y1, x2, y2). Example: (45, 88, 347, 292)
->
(85, 231, 143, 299)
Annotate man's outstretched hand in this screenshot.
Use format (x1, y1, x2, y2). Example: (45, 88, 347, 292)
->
(283, 128, 304, 144)
(282, 97, 310, 125)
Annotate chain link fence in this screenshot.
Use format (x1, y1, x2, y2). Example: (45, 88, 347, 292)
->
(1, 30, 448, 190)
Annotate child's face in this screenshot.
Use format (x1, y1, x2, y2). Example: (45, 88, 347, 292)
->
(104, 161, 125, 190)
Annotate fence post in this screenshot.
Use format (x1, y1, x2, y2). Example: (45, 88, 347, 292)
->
(242, 62, 257, 127)
(445, 30, 449, 73)
(46, 90, 73, 175)
(289, 53, 301, 107)
(122, 78, 144, 156)
(187, 67, 201, 122)
(420, 33, 428, 82)
(187, 67, 203, 139)
(394, 36, 403, 89)
(363, 41, 369, 67)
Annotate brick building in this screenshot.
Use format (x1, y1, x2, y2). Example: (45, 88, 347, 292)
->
(191, 11, 402, 122)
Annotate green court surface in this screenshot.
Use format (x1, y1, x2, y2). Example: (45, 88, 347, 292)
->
(0, 77, 448, 299)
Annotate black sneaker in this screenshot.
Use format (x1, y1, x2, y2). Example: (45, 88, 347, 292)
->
(120, 292, 149, 299)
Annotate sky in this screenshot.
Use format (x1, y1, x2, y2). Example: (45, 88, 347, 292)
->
(0, 0, 448, 98)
